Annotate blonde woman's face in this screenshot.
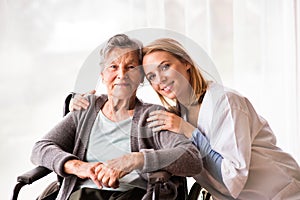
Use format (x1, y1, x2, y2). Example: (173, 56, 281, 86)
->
(101, 48, 142, 99)
(143, 51, 191, 100)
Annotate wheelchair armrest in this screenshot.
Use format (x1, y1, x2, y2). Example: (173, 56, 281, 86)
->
(11, 166, 52, 200)
(147, 171, 180, 200)
(17, 166, 52, 184)
(149, 173, 206, 200)
(148, 171, 171, 184)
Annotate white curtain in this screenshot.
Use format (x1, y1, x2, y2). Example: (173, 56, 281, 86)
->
(129, 0, 300, 161)
(232, 0, 300, 162)
(1, 0, 299, 199)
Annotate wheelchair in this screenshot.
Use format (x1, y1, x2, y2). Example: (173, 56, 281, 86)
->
(11, 94, 212, 200)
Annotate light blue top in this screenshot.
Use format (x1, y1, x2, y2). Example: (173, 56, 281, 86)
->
(80, 110, 146, 191)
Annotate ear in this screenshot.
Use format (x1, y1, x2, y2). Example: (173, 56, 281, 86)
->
(185, 62, 191, 71)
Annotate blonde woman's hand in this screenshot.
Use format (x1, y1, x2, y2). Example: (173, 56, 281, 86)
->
(146, 110, 195, 138)
(69, 90, 96, 111)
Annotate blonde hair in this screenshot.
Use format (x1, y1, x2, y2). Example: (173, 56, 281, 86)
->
(143, 38, 207, 112)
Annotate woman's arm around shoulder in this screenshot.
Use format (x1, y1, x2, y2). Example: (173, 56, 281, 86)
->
(136, 104, 203, 177)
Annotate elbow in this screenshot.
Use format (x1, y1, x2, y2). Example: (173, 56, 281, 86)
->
(174, 149, 203, 177)
(191, 162, 203, 176)
(30, 154, 36, 165)
(191, 160, 202, 175)
(30, 144, 40, 165)
(173, 162, 202, 177)
(184, 147, 203, 176)
(185, 157, 202, 176)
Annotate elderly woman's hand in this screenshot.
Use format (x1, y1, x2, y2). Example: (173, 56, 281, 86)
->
(94, 152, 144, 188)
(69, 90, 96, 111)
(146, 110, 195, 138)
(94, 164, 125, 189)
(64, 159, 103, 188)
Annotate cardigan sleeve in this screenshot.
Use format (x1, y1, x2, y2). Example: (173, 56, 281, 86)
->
(142, 132, 202, 176)
(136, 104, 203, 177)
(30, 113, 79, 177)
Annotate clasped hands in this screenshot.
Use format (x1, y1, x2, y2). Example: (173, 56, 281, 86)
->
(90, 162, 125, 189)
(64, 152, 144, 189)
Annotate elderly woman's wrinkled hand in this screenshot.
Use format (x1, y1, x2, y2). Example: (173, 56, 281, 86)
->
(94, 152, 144, 188)
(94, 164, 125, 189)
(64, 160, 104, 188)
(106, 152, 144, 173)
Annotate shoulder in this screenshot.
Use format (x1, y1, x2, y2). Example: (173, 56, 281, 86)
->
(71, 94, 107, 120)
(135, 99, 166, 114)
(86, 94, 107, 104)
(205, 82, 250, 112)
(133, 99, 166, 124)
(83, 94, 108, 110)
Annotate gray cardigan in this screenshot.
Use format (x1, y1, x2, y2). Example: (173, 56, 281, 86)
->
(31, 94, 202, 200)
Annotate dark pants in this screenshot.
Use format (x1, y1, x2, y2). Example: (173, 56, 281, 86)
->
(69, 187, 146, 200)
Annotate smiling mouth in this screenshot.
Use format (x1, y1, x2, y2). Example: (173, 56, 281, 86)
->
(161, 82, 174, 92)
(115, 83, 131, 87)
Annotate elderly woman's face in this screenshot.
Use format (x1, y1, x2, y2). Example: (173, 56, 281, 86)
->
(101, 48, 142, 99)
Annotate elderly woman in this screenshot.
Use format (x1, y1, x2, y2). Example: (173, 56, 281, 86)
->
(30, 34, 202, 200)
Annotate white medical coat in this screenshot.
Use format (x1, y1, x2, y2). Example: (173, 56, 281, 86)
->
(193, 82, 300, 199)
